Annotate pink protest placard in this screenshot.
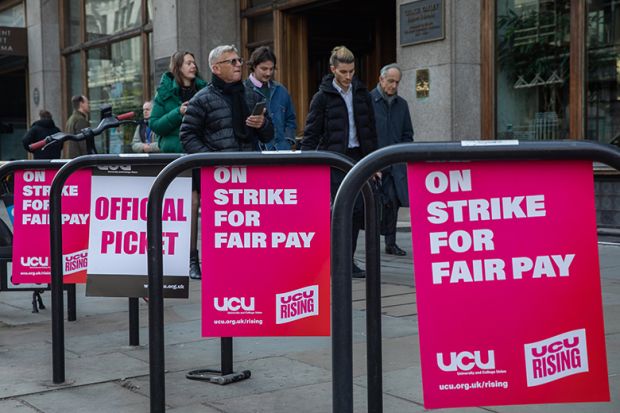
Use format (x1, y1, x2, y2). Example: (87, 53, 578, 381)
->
(408, 160, 609, 408)
(201, 165, 330, 337)
(12, 169, 92, 284)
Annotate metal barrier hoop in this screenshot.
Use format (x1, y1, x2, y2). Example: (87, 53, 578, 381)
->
(48, 154, 182, 384)
(331, 139, 620, 413)
(146, 151, 378, 413)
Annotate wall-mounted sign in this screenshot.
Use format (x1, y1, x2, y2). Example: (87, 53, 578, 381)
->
(0, 26, 27, 56)
(416, 69, 430, 98)
(33, 88, 40, 106)
(400, 0, 445, 46)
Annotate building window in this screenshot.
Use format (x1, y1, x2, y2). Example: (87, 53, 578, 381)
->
(496, 0, 571, 141)
(61, 0, 152, 154)
(87, 36, 143, 153)
(85, 0, 142, 41)
(0, 2, 25, 27)
(586, 0, 620, 144)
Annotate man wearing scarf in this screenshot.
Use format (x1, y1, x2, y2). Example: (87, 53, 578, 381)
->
(180, 45, 273, 153)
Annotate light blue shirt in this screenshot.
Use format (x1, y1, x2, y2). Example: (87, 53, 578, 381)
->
(332, 79, 359, 148)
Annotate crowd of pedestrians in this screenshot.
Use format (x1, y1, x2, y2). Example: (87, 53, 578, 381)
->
(22, 43, 414, 279)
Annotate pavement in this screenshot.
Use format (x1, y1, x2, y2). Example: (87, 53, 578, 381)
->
(0, 209, 618, 412)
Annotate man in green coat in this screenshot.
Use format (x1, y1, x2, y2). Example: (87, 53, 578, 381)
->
(64, 95, 92, 158)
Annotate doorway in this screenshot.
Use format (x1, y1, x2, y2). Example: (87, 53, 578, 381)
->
(0, 57, 28, 160)
(263, 0, 396, 133)
(304, 0, 396, 95)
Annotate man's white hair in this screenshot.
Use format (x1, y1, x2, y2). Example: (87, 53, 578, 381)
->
(380, 63, 402, 78)
(209, 45, 239, 68)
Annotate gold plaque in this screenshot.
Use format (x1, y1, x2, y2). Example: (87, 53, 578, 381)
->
(416, 69, 430, 98)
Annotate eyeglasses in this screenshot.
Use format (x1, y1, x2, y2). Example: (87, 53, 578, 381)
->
(216, 57, 244, 66)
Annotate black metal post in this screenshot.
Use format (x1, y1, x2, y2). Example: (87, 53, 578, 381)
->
(67, 284, 77, 321)
(365, 184, 382, 413)
(129, 298, 140, 346)
(148, 152, 356, 413)
(221, 337, 233, 375)
(50, 163, 66, 384)
(331, 140, 620, 413)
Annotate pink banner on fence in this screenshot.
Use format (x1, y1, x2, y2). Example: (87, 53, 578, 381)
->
(407, 160, 609, 408)
(201, 165, 330, 337)
(12, 169, 92, 284)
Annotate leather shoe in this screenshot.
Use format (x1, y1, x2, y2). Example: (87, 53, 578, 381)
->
(352, 262, 366, 279)
(385, 244, 406, 256)
(189, 250, 201, 280)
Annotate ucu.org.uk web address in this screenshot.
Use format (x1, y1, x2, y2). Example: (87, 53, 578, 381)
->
(439, 380, 509, 391)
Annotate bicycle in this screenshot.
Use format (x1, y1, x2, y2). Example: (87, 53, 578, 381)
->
(29, 105, 136, 153)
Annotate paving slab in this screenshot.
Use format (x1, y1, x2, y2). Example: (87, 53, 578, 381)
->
(128, 356, 332, 408)
(0, 399, 40, 412)
(207, 381, 426, 413)
(20, 381, 150, 413)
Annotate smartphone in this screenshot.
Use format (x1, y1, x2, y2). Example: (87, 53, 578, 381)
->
(251, 101, 266, 116)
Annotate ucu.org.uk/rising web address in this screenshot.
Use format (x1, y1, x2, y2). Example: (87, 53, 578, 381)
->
(439, 380, 509, 391)
(213, 319, 264, 326)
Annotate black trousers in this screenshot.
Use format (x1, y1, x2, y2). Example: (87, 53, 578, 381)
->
(384, 203, 400, 247)
(330, 147, 364, 260)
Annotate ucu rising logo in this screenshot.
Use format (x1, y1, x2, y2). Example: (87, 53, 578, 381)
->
(437, 350, 496, 372)
(524, 329, 588, 387)
(20, 256, 49, 267)
(213, 297, 255, 312)
(276, 285, 319, 324)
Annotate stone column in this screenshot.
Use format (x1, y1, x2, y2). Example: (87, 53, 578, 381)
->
(152, 0, 239, 81)
(397, 0, 481, 142)
(26, 0, 61, 124)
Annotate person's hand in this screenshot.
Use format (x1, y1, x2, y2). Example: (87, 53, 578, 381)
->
(180, 101, 189, 115)
(246, 108, 265, 129)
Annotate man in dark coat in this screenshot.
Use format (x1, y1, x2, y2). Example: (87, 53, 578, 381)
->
(371, 64, 414, 256)
(180, 45, 273, 153)
(22, 110, 62, 159)
(301, 45, 378, 278)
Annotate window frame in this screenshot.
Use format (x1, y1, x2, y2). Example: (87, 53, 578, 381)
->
(59, 0, 153, 123)
(481, 0, 585, 140)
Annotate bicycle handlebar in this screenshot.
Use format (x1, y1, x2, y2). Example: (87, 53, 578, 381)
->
(28, 112, 136, 152)
(116, 111, 135, 121)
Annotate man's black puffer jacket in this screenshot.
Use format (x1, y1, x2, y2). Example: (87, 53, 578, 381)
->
(180, 83, 273, 153)
(301, 74, 377, 156)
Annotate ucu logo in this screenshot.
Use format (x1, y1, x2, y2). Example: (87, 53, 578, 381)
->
(66, 253, 87, 261)
(530, 337, 579, 357)
(96, 165, 131, 171)
(20, 256, 49, 267)
(279, 289, 314, 303)
(437, 350, 496, 372)
(213, 297, 255, 312)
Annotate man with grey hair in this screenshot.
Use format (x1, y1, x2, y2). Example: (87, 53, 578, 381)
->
(180, 45, 272, 152)
(370, 63, 414, 256)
